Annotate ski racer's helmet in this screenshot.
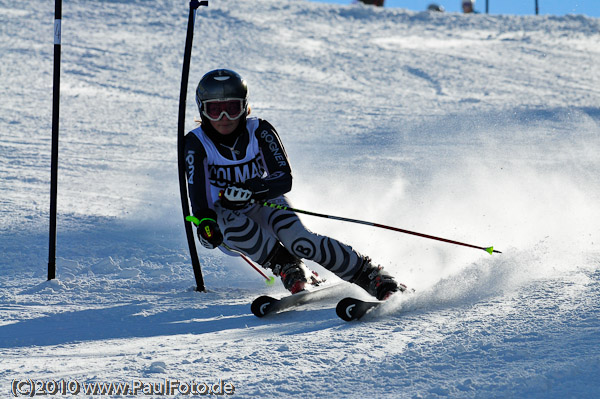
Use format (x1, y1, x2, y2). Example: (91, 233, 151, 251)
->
(196, 69, 248, 123)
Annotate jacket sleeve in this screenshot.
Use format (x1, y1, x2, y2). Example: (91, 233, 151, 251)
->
(184, 132, 218, 220)
(253, 119, 293, 200)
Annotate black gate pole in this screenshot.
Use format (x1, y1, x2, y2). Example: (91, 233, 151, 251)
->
(49, 0, 62, 281)
(535, 0, 539, 15)
(486, 0, 489, 14)
(178, 0, 208, 292)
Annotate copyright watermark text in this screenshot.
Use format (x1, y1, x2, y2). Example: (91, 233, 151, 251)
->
(11, 378, 235, 396)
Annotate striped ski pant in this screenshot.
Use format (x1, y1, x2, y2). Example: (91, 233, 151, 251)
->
(214, 197, 363, 281)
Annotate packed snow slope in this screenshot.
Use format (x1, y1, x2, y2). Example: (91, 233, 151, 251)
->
(1, 0, 599, 397)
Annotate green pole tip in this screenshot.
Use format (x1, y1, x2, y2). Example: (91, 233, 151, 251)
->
(485, 246, 494, 255)
(266, 276, 276, 286)
(185, 215, 200, 226)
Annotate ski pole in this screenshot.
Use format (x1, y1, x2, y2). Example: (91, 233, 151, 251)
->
(251, 200, 501, 255)
(221, 243, 275, 286)
(185, 216, 275, 285)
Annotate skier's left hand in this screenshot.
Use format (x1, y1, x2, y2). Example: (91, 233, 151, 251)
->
(220, 178, 268, 210)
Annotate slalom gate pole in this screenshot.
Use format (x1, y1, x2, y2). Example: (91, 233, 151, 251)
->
(252, 200, 501, 255)
(178, 0, 208, 292)
(535, 0, 539, 15)
(48, 0, 62, 281)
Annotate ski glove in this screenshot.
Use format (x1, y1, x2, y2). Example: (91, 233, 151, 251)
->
(220, 178, 268, 210)
(196, 218, 223, 249)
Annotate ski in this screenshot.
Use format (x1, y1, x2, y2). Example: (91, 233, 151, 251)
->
(251, 283, 342, 317)
(336, 283, 413, 321)
(336, 297, 383, 321)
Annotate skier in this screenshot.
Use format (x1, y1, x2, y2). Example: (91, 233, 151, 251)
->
(461, 0, 479, 14)
(184, 69, 404, 300)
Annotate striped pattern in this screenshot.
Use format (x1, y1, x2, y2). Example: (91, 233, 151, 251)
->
(215, 198, 363, 281)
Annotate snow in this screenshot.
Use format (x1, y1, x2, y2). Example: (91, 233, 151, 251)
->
(1, 0, 599, 397)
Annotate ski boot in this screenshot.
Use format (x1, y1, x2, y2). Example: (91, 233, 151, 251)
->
(351, 257, 406, 300)
(263, 243, 321, 294)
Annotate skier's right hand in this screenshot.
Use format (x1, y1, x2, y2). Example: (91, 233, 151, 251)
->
(196, 218, 223, 249)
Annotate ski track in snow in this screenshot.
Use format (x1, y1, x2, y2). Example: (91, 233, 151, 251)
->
(1, 0, 599, 398)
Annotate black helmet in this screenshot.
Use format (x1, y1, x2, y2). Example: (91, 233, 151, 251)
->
(196, 69, 248, 122)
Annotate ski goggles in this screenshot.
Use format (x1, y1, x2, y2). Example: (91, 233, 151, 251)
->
(202, 98, 245, 121)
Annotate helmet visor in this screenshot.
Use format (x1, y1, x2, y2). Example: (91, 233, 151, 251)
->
(202, 98, 245, 121)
